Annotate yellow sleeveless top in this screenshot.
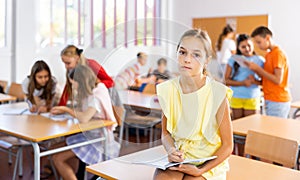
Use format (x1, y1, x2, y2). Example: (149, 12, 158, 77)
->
(157, 77, 232, 178)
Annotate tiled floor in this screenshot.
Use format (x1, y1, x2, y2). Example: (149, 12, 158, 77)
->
(0, 129, 162, 180)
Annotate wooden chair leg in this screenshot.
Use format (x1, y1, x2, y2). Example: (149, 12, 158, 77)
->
(136, 128, 140, 144)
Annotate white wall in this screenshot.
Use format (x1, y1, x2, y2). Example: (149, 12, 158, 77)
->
(170, 0, 300, 102)
(3, 0, 300, 102)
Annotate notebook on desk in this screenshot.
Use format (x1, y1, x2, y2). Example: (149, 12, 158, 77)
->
(133, 155, 217, 170)
(40, 113, 74, 121)
(3, 108, 30, 115)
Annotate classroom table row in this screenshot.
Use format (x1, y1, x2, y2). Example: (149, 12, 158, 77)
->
(86, 145, 300, 180)
(0, 102, 115, 180)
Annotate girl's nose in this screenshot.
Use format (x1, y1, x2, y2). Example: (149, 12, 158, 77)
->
(184, 53, 192, 63)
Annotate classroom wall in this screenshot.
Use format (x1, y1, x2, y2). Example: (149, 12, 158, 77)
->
(170, 0, 300, 102)
(3, 0, 300, 103)
(8, 0, 177, 89)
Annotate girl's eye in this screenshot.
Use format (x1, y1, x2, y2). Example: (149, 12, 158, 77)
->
(193, 53, 201, 59)
(178, 50, 186, 55)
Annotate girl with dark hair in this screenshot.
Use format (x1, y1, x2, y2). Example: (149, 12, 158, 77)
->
(224, 34, 264, 120)
(155, 29, 233, 180)
(22, 60, 57, 113)
(216, 25, 236, 79)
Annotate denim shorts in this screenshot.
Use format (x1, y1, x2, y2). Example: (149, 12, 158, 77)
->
(265, 100, 291, 118)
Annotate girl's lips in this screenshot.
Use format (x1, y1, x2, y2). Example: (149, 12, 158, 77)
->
(181, 66, 192, 69)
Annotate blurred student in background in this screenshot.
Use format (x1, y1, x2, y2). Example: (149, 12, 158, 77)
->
(58, 45, 114, 106)
(115, 52, 153, 90)
(224, 34, 264, 120)
(22, 60, 57, 113)
(148, 58, 172, 83)
(52, 65, 119, 179)
(245, 26, 291, 118)
(216, 25, 236, 80)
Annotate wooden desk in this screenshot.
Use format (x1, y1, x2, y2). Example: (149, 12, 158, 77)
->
(291, 101, 300, 118)
(118, 90, 161, 112)
(227, 155, 300, 180)
(86, 145, 300, 180)
(232, 114, 300, 143)
(0, 93, 17, 103)
(0, 102, 115, 179)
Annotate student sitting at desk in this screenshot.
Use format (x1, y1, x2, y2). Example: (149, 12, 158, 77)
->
(22, 60, 57, 113)
(51, 65, 119, 180)
(155, 29, 233, 180)
(114, 52, 153, 90)
(148, 58, 172, 83)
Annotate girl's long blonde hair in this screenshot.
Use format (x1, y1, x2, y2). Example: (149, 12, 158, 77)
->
(61, 45, 87, 99)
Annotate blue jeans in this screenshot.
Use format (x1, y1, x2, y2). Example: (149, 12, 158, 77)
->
(265, 100, 291, 118)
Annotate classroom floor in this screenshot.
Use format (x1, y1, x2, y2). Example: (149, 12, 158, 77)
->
(0, 130, 162, 180)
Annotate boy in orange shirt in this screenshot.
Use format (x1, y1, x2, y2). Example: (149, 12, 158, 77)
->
(245, 26, 291, 118)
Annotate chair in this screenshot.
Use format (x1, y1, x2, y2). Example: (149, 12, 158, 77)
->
(142, 83, 156, 94)
(244, 130, 299, 169)
(124, 84, 161, 147)
(0, 136, 31, 180)
(8, 82, 26, 102)
(0, 80, 8, 93)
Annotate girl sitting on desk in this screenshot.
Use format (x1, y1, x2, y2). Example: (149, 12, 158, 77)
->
(22, 60, 57, 113)
(155, 29, 233, 180)
(51, 65, 119, 180)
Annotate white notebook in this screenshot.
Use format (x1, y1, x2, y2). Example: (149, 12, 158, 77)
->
(3, 108, 29, 115)
(232, 55, 248, 67)
(133, 155, 217, 170)
(40, 113, 74, 121)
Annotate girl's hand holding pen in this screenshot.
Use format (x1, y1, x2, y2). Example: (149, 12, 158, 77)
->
(29, 105, 37, 113)
(167, 146, 184, 163)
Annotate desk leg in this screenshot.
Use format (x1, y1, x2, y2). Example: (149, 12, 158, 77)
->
(102, 128, 108, 161)
(31, 142, 40, 180)
(233, 135, 246, 155)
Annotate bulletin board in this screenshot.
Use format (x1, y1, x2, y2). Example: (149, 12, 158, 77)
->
(193, 15, 268, 57)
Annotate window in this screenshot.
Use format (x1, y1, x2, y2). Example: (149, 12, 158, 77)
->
(37, 0, 161, 48)
(37, 0, 85, 48)
(0, 0, 6, 48)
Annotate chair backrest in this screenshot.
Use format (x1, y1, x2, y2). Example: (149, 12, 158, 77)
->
(8, 82, 26, 101)
(112, 105, 126, 143)
(244, 130, 299, 168)
(142, 83, 156, 94)
(0, 80, 8, 93)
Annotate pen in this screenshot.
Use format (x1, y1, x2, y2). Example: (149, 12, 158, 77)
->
(26, 99, 33, 109)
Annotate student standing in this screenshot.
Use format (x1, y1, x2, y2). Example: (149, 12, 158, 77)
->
(154, 29, 233, 180)
(216, 25, 236, 80)
(58, 45, 114, 106)
(224, 34, 264, 120)
(22, 60, 57, 113)
(245, 26, 291, 118)
(51, 65, 119, 180)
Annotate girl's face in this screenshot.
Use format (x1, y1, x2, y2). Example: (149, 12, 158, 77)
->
(61, 55, 79, 70)
(177, 36, 207, 77)
(238, 39, 254, 56)
(35, 70, 49, 87)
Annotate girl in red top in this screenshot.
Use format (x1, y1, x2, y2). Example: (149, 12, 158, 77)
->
(58, 45, 114, 106)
